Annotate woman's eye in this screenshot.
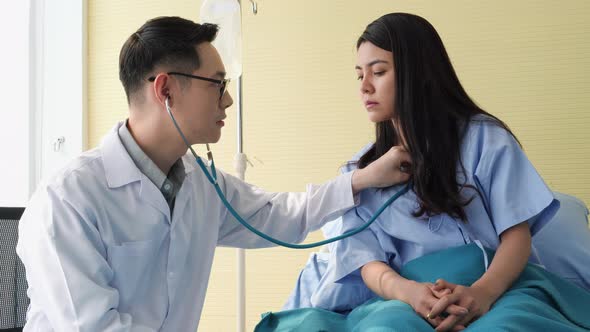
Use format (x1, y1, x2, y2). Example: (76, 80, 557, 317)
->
(356, 76, 364, 81)
(374, 71, 385, 76)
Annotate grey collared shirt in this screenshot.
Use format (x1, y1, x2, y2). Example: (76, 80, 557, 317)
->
(118, 120, 185, 211)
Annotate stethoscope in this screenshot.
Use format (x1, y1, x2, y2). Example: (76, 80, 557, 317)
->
(165, 97, 410, 249)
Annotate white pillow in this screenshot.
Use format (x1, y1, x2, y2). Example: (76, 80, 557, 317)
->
(533, 192, 590, 291)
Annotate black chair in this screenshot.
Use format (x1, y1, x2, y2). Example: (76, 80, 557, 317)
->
(0, 208, 28, 332)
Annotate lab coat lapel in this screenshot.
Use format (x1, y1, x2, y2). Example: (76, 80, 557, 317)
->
(101, 122, 171, 222)
(139, 176, 171, 222)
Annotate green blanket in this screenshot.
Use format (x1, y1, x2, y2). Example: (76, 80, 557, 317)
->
(256, 244, 590, 331)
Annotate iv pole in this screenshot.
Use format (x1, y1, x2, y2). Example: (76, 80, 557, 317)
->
(235, 2, 257, 331)
(200, 1, 257, 330)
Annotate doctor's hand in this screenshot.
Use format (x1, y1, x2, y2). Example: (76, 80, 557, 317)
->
(351, 146, 412, 194)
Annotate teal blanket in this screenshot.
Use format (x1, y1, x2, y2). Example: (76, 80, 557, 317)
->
(256, 244, 590, 331)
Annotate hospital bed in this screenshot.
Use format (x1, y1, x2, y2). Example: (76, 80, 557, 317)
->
(255, 192, 590, 331)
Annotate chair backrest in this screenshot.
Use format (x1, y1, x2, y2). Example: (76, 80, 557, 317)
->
(0, 208, 28, 331)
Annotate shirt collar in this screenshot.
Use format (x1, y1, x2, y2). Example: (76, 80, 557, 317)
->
(99, 121, 142, 188)
(118, 120, 168, 189)
(100, 121, 187, 192)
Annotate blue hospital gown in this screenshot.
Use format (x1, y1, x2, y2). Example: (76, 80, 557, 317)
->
(284, 115, 562, 312)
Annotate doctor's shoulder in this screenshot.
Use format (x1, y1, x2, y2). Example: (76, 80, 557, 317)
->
(35, 147, 106, 198)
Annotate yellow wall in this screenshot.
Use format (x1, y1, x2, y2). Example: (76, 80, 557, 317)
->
(88, 1, 590, 330)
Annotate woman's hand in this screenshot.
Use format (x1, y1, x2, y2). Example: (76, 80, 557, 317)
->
(352, 146, 412, 193)
(361, 262, 468, 330)
(429, 279, 496, 331)
(401, 281, 469, 331)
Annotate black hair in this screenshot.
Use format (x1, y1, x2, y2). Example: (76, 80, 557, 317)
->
(119, 16, 219, 103)
(356, 13, 518, 221)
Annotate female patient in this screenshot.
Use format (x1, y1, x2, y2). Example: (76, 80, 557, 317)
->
(281, 13, 590, 331)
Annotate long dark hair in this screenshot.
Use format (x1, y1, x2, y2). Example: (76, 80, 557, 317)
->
(356, 13, 518, 221)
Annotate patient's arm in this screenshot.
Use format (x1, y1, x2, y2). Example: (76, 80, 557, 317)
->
(361, 261, 468, 329)
(430, 222, 532, 331)
(473, 221, 531, 301)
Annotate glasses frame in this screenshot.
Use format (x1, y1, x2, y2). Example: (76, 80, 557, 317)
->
(148, 72, 230, 100)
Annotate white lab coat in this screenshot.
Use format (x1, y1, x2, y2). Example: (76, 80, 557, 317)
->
(16, 122, 357, 331)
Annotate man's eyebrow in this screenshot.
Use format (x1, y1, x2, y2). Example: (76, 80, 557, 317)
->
(213, 71, 226, 79)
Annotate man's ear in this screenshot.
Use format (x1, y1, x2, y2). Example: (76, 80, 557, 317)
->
(152, 73, 173, 107)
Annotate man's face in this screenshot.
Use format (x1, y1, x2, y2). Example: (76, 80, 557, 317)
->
(172, 42, 233, 144)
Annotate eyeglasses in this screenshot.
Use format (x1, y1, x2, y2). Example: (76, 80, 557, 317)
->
(148, 72, 230, 100)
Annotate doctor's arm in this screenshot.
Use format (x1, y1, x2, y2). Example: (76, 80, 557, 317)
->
(217, 146, 412, 248)
(16, 187, 154, 332)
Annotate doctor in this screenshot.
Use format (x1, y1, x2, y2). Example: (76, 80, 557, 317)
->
(17, 16, 411, 331)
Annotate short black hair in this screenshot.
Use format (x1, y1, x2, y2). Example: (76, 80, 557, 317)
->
(119, 16, 219, 103)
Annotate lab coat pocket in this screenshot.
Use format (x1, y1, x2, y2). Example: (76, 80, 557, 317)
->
(106, 231, 168, 303)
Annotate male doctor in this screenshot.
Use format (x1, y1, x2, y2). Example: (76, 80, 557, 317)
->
(17, 16, 411, 331)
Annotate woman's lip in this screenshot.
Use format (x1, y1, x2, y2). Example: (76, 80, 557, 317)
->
(216, 120, 225, 127)
(365, 102, 378, 108)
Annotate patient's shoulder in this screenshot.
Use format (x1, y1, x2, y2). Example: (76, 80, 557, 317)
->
(340, 142, 374, 173)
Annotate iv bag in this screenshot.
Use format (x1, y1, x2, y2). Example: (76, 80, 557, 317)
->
(200, 0, 242, 79)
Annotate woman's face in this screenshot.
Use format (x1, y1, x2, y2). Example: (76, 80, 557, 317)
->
(355, 41, 396, 123)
